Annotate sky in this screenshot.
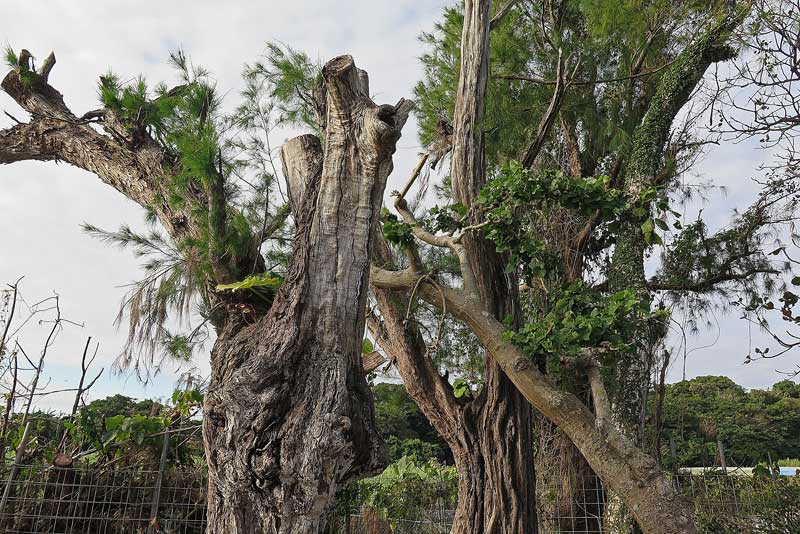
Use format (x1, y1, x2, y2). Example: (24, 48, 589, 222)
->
(0, 0, 796, 413)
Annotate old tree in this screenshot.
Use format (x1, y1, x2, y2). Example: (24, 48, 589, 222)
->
(0, 47, 414, 532)
(1, 0, 798, 533)
(371, 1, 794, 534)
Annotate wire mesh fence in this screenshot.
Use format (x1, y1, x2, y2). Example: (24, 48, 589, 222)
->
(0, 463, 798, 533)
(675, 473, 800, 534)
(0, 464, 207, 534)
(536, 472, 607, 534)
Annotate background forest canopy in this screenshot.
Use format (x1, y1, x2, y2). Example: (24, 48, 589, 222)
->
(373, 377, 800, 469)
(0, 376, 797, 469)
(1, 0, 800, 532)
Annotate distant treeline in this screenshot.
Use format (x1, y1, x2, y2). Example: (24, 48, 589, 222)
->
(653, 376, 800, 468)
(7, 376, 798, 470)
(373, 376, 800, 469)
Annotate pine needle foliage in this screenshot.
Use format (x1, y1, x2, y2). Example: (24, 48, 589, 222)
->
(4, 46, 37, 87)
(86, 49, 296, 377)
(654, 201, 789, 333)
(243, 42, 323, 133)
(81, 223, 207, 379)
(414, 1, 722, 172)
(4, 46, 18, 69)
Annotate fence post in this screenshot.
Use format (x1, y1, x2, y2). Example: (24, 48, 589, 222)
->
(149, 431, 170, 532)
(716, 438, 727, 474)
(0, 421, 31, 519)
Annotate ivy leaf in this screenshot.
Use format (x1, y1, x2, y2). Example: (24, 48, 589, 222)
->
(641, 218, 663, 245)
(450, 202, 467, 216)
(452, 378, 470, 398)
(362, 339, 374, 355)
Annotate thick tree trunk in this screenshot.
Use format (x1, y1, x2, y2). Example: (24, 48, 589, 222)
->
(450, 365, 536, 534)
(369, 266, 537, 534)
(601, 11, 748, 531)
(202, 56, 412, 534)
(447, 2, 539, 532)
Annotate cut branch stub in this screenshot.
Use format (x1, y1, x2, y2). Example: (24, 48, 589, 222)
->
(280, 134, 323, 214)
(2, 50, 72, 120)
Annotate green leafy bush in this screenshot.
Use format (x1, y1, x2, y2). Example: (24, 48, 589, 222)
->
(336, 456, 457, 526)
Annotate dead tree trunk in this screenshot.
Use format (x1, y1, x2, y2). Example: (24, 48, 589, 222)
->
(1, 50, 411, 534)
(202, 57, 413, 534)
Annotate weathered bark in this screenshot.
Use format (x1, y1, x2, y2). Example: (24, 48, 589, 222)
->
(202, 57, 412, 533)
(448, 1, 538, 532)
(451, 366, 535, 534)
(1, 51, 411, 534)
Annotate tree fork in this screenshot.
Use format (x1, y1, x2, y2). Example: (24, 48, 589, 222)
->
(370, 234, 537, 534)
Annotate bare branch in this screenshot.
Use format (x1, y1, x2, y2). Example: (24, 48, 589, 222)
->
(369, 236, 463, 443)
(521, 48, 574, 169)
(497, 59, 676, 87)
(395, 153, 429, 201)
(490, 0, 519, 30)
(586, 358, 612, 428)
(39, 52, 56, 82)
(392, 196, 479, 296)
(649, 268, 779, 292)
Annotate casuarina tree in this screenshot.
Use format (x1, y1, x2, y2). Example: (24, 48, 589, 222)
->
(0, 49, 412, 533)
